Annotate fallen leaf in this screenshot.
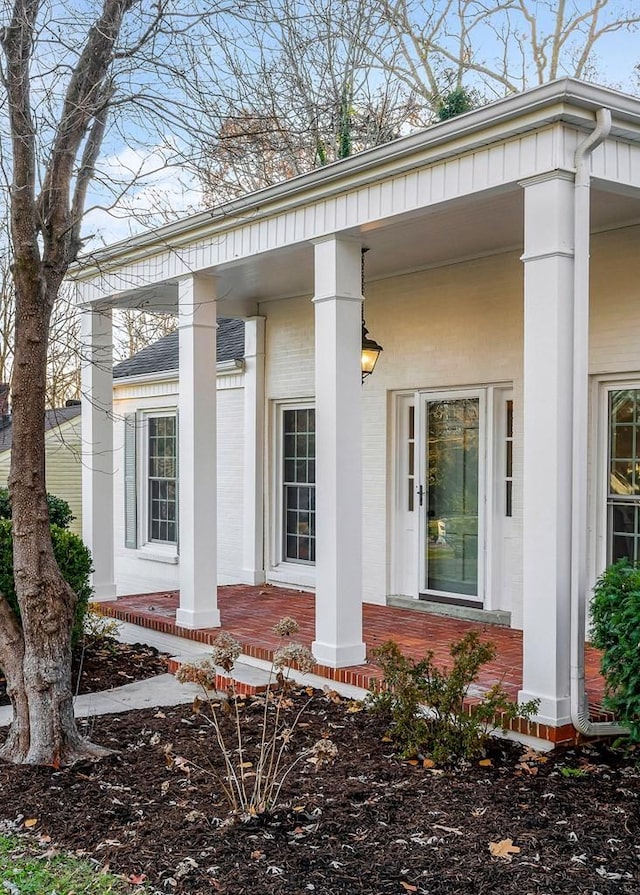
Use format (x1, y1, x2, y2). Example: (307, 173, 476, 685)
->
(128, 873, 147, 884)
(400, 883, 417, 892)
(479, 758, 493, 767)
(239, 761, 253, 769)
(422, 758, 435, 768)
(489, 839, 521, 861)
(433, 824, 463, 836)
(520, 747, 548, 763)
(24, 818, 38, 828)
(346, 701, 363, 713)
(250, 850, 264, 860)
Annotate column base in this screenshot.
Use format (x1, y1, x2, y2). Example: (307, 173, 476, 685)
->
(312, 639, 366, 668)
(176, 607, 221, 630)
(241, 568, 266, 586)
(518, 689, 571, 727)
(91, 583, 117, 603)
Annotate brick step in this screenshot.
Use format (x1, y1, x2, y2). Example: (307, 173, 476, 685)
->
(167, 656, 271, 697)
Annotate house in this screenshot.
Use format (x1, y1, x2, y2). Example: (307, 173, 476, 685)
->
(0, 401, 83, 536)
(110, 319, 246, 595)
(74, 78, 640, 737)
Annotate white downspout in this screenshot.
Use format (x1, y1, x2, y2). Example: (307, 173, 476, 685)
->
(570, 107, 627, 737)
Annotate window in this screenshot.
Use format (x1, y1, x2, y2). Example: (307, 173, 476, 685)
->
(148, 415, 178, 544)
(407, 404, 415, 511)
(505, 399, 513, 517)
(282, 408, 315, 564)
(608, 389, 640, 563)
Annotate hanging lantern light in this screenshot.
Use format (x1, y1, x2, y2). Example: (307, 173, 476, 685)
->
(361, 248, 383, 382)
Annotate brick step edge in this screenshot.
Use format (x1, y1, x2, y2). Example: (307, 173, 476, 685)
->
(167, 657, 269, 697)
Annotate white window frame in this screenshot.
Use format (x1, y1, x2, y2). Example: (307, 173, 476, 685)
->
(138, 409, 179, 562)
(592, 374, 640, 587)
(268, 399, 316, 589)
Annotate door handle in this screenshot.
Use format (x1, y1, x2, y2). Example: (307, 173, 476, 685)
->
(417, 484, 424, 506)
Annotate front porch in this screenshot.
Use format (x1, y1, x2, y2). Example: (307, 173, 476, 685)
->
(97, 586, 610, 747)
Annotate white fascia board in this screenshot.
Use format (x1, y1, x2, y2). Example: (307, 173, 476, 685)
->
(112, 358, 244, 390)
(74, 78, 640, 280)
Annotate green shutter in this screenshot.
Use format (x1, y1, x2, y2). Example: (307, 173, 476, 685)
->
(124, 413, 138, 549)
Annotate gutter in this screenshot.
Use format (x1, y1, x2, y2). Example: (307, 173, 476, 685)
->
(112, 358, 244, 389)
(570, 108, 627, 737)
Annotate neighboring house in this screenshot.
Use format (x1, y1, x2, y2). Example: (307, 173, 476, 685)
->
(110, 319, 246, 596)
(0, 403, 83, 536)
(76, 78, 640, 735)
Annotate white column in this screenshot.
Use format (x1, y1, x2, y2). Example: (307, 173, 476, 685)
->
(80, 306, 115, 601)
(519, 171, 575, 725)
(312, 236, 366, 667)
(242, 317, 266, 585)
(175, 275, 220, 629)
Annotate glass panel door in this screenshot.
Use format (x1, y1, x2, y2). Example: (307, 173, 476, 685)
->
(422, 395, 481, 599)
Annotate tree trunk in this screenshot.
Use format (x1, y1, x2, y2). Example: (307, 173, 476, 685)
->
(1, 273, 109, 765)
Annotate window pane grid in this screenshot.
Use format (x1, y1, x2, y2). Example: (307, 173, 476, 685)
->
(283, 408, 315, 564)
(148, 416, 178, 544)
(505, 400, 513, 517)
(608, 390, 640, 563)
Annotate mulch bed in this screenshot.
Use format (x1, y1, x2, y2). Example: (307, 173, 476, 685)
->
(0, 637, 169, 706)
(0, 685, 638, 894)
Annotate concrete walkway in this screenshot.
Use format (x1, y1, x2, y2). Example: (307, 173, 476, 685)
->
(0, 621, 366, 729)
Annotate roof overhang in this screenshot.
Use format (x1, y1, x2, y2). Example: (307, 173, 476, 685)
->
(74, 78, 640, 284)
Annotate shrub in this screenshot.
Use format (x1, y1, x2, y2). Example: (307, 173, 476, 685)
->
(0, 486, 75, 529)
(591, 559, 640, 741)
(368, 632, 538, 766)
(0, 519, 92, 645)
(175, 618, 336, 817)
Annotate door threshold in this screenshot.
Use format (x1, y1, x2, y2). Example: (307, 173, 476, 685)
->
(387, 595, 511, 627)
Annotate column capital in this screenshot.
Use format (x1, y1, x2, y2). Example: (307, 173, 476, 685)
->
(519, 169, 575, 189)
(313, 237, 362, 305)
(178, 275, 218, 329)
(522, 170, 574, 260)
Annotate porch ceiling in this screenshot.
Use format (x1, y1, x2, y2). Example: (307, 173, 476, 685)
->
(111, 183, 640, 314)
(217, 184, 640, 308)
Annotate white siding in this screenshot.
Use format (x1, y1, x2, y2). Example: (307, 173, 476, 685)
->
(0, 416, 83, 537)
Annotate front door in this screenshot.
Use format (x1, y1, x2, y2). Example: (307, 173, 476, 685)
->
(419, 393, 484, 603)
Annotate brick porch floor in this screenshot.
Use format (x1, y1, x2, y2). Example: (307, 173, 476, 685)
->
(98, 584, 610, 746)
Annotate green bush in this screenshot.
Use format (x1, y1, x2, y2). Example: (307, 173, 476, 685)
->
(591, 559, 640, 741)
(0, 519, 92, 645)
(368, 632, 538, 766)
(0, 487, 75, 529)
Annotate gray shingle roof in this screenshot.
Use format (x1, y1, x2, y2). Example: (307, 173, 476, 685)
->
(113, 318, 245, 380)
(0, 404, 81, 453)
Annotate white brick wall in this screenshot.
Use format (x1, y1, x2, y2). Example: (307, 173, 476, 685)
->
(112, 374, 244, 595)
(261, 252, 524, 616)
(260, 224, 640, 629)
